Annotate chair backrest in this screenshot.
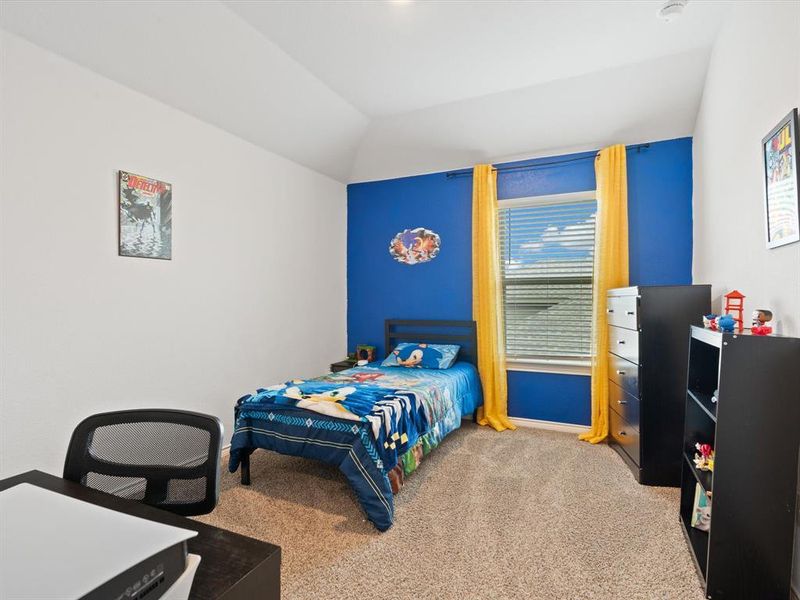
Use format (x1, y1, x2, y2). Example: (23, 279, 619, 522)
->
(64, 409, 223, 516)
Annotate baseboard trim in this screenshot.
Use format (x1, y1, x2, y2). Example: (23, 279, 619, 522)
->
(509, 417, 590, 434)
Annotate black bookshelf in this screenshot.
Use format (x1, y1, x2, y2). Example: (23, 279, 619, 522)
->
(680, 326, 800, 599)
(793, 445, 800, 600)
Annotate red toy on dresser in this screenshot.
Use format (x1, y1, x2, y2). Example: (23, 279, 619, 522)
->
(723, 290, 746, 333)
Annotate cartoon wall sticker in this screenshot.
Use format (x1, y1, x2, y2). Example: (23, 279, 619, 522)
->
(389, 227, 441, 265)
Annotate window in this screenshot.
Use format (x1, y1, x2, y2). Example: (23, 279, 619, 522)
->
(498, 191, 597, 365)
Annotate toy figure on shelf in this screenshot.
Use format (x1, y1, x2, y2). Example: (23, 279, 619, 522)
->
(717, 314, 736, 333)
(751, 309, 774, 335)
(723, 289, 746, 333)
(694, 442, 715, 472)
(702, 313, 734, 332)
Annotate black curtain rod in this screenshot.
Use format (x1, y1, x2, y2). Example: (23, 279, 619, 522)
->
(444, 143, 651, 179)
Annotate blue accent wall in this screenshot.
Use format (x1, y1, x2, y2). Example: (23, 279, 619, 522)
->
(347, 137, 693, 425)
(507, 371, 592, 425)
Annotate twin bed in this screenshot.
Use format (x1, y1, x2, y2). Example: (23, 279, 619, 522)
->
(228, 320, 483, 531)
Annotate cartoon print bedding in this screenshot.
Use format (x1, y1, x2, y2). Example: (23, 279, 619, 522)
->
(228, 362, 482, 531)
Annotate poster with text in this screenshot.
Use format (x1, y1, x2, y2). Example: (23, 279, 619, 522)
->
(119, 170, 172, 259)
(763, 110, 799, 249)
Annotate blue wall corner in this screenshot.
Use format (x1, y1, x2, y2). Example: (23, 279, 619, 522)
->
(626, 137, 694, 286)
(348, 172, 474, 358)
(347, 137, 694, 424)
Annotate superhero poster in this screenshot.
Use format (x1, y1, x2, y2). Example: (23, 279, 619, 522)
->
(762, 109, 799, 249)
(119, 170, 172, 259)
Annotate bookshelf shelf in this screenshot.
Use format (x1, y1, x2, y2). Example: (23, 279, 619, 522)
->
(683, 452, 713, 493)
(681, 510, 709, 580)
(687, 389, 717, 422)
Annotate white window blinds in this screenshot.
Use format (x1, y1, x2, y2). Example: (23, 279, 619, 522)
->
(498, 193, 597, 361)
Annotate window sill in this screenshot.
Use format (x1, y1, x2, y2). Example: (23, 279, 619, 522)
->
(506, 358, 592, 376)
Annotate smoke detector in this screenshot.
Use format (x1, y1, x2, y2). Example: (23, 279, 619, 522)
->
(657, 0, 688, 22)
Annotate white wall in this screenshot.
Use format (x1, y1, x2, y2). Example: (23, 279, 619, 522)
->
(0, 32, 347, 478)
(693, 2, 800, 334)
(0, 1, 369, 182)
(351, 48, 710, 182)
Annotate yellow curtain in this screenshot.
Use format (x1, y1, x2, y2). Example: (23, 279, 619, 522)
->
(472, 165, 516, 432)
(579, 145, 629, 444)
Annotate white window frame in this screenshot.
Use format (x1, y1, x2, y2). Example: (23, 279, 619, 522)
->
(498, 190, 597, 376)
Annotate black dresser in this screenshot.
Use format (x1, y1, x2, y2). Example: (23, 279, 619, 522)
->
(607, 284, 711, 486)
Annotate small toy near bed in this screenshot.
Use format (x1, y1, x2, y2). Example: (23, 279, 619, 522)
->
(228, 319, 482, 531)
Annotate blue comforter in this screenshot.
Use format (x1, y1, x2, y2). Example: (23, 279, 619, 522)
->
(229, 362, 482, 530)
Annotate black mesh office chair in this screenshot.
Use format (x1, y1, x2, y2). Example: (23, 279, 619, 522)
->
(64, 409, 223, 516)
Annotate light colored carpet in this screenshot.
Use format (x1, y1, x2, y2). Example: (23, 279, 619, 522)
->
(196, 424, 704, 600)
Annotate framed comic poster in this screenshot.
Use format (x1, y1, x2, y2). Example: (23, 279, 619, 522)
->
(762, 108, 799, 249)
(119, 170, 172, 259)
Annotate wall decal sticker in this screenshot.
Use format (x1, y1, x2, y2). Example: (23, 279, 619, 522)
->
(119, 170, 172, 260)
(389, 227, 441, 265)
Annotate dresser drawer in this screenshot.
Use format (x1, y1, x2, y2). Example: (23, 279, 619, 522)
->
(608, 324, 640, 364)
(609, 352, 639, 397)
(606, 294, 638, 330)
(610, 406, 640, 464)
(609, 379, 640, 431)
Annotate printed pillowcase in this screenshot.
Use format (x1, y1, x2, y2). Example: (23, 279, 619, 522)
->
(381, 343, 460, 369)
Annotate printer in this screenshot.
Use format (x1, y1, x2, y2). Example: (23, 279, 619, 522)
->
(0, 483, 200, 600)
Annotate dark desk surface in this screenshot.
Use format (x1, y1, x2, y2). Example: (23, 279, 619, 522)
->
(0, 470, 281, 600)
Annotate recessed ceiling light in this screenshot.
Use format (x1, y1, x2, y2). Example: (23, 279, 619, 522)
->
(657, 0, 688, 22)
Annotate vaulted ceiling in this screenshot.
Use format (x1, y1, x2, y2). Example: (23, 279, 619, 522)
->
(1, 0, 732, 183)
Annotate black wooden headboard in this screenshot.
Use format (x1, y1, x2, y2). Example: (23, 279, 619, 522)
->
(384, 319, 478, 366)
